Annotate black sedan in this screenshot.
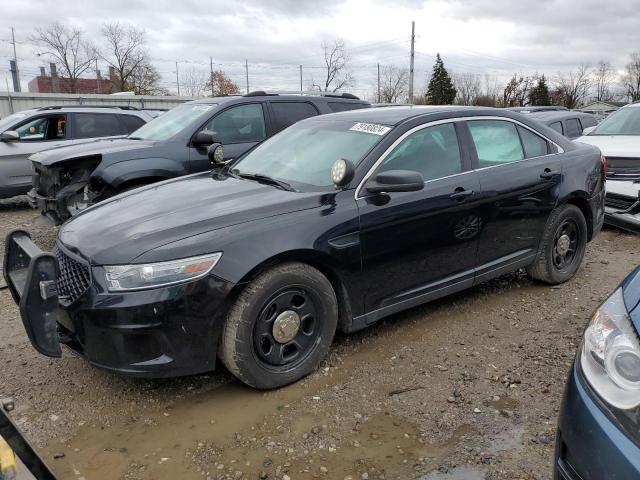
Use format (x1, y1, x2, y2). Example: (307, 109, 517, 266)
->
(4, 106, 605, 388)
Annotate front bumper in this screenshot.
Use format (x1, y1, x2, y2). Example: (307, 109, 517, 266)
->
(604, 181, 640, 233)
(3, 230, 236, 378)
(555, 363, 640, 480)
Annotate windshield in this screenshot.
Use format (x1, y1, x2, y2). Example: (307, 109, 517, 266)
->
(592, 107, 640, 136)
(0, 112, 29, 132)
(129, 103, 217, 141)
(231, 120, 387, 190)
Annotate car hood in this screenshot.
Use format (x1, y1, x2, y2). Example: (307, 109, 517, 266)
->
(30, 137, 157, 166)
(575, 135, 640, 158)
(58, 172, 324, 265)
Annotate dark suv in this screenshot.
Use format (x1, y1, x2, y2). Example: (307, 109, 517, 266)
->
(0, 106, 153, 199)
(28, 92, 369, 223)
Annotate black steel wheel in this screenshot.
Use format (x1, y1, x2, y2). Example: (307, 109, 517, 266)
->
(219, 262, 338, 389)
(527, 204, 588, 284)
(253, 287, 321, 368)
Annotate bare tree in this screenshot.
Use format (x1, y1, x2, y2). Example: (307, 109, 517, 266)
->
(128, 61, 166, 95)
(592, 60, 616, 102)
(312, 39, 353, 92)
(501, 75, 533, 107)
(31, 22, 97, 93)
(205, 70, 240, 96)
(379, 65, 408, 103)
(452, 73, 481, 105)
(181, 67, 208, 97)
(553, 64, 592, 109)
(101, 22, 147, 92)
(624, 52, 640, 102)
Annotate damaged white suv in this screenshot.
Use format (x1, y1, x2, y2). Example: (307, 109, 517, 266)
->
(577, 101, 640, 233)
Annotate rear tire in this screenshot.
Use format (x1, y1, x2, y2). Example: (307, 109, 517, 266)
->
(219, 262, 338, 389)
(526, 204, 587, 284)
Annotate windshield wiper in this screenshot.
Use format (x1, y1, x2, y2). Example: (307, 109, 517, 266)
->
(233, 171, 296, 192)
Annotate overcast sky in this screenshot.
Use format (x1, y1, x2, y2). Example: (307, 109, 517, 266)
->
(2, 0, 640, 98)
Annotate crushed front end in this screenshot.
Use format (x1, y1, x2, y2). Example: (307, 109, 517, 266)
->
(29, 156, 103, 224)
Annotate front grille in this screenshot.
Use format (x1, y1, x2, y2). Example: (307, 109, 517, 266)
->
(55, 247, 91, 304)
(606, 193, 635, 211)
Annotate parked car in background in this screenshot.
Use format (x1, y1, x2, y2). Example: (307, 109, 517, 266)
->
(555, 265, 640, 480)
(28, 91, 370, 224)
(0, 106, 153, 199)
(529, 111, 598, 139)
(5, 106, 604, 388)
(576, 101, 640, 233)
(507, 106, 568, 113)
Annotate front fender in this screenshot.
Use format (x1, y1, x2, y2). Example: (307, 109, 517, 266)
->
(92, 158, 189, 189)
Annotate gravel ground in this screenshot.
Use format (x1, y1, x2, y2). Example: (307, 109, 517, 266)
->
(0, 200, 638, 480)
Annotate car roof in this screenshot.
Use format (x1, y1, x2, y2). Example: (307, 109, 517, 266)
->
(309, 105, 520, 126)
(187, 93, 369, 106)
(528, 111, 594, 122)
(14, 106, 150, 116)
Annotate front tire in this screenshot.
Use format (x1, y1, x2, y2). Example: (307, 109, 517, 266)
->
(526, 204, 587, 284)
(219, 262, 338, 389)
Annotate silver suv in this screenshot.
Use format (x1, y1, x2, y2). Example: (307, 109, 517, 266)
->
(0, 106, 153, 198)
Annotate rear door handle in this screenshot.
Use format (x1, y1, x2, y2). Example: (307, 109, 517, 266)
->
(450, 188, 474, 201)
(540, 169, 560, 180)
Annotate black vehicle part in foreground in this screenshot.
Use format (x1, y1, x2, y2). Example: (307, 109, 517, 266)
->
(4, 106, 605, 389)
(0, 405, 56, 479)
(29, 92, 369, 224)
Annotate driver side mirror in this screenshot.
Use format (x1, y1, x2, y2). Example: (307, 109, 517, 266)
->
(366, 170, 424, 194)
(193, 130, 218, 146)
(0, 130, 19, 142)
(582, 126, 596, 136)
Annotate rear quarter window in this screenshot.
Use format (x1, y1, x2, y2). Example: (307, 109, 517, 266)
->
(565, 118, 583, 138)
(517, 126, 549, 158)
(549, 121, 564, 135)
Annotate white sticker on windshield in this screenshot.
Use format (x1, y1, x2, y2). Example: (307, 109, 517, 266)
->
(350, 122, 391, 136)
(192, 105, 212, 111)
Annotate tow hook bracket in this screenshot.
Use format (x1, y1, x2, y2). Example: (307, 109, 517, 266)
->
(39, 280, 57, 300)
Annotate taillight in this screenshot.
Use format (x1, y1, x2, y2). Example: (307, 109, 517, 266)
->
(602, 155, 608, 176)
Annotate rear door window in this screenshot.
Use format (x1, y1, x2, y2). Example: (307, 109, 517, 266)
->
(120, 115, 146, 134)
(549, 121, 564, 135)
(74, 113, 123, 139)
(204, 104, 266, 144)
(517, 126, 549, 158)
(468, 120, 524, 168)
(565, 118, 583, 138)
(14, 115, 66, 141)
(270, 102, 319, 132)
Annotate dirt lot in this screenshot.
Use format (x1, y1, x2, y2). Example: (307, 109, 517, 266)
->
(0, 199, 638, 480)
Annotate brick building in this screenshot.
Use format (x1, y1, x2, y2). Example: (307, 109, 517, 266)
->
(28, 64, 113, 94)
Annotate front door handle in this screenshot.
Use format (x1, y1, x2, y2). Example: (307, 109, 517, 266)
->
(450, 188, 474, 201)
(540, 169, 560, 180)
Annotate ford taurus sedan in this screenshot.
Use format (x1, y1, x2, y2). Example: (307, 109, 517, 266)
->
(4, 106, 605, 388)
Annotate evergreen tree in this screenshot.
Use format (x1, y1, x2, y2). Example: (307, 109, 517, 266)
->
(528, 75, 551, 106)
(425, 53, 457, 105)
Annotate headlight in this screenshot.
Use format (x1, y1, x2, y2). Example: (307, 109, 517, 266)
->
(104, 253, 222, 292)
(581, 287, 640, 410)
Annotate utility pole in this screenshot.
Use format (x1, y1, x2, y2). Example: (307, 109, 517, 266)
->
(175, 61, 180, 96)
(10, 27, 20, 92)
(245, 59, 249, 94)
(299, 65, 303, 93)
(210, 56, 214, 96)
(408, 21, 415, 103)
(377, 63, 381, 103)
(95, 59, 100, 94)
